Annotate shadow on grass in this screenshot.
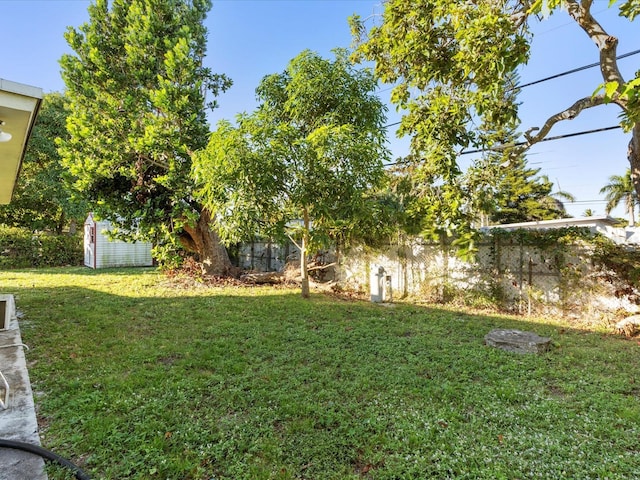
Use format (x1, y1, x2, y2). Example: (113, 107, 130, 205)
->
(2, 268, 640, 479)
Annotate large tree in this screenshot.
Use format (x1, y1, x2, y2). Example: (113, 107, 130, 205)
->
(351, 0, 639, 246)
(0, 92, 86, 233)
(59, 0, 232, 273)
(193, 50, 389, 297)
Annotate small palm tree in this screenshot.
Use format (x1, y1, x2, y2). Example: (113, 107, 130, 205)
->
(599, 169, 638, 225)
(582, 208, 595, 217)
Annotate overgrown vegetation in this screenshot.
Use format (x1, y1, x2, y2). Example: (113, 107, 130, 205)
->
(487, 226, 595, 249)
(592, 236, 640, 300)
(0, 226, 82, 268)
(3, 268, 639, 479)
(489, 228, 640, 310)
(343, 227, 639, 324)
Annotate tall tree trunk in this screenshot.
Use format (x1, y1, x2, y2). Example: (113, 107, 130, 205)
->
(300, 207, 310, 299)
(181, 208, 231, 275)
(56, 211, 66, 235)
(629, 124, 640, 202)
(68, 219, 77, 236)
(567, 1, 640, 204)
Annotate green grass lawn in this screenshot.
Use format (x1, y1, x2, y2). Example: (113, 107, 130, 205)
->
(1, 267, 639, 479)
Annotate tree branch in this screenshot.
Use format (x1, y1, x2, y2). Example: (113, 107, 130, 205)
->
(565, 0, 625, 85)
(307, 262, 337, 272)
(286, 233, 302, 252)
(521, 94, 613, 147)
(140, 153, 169, 170)
(510, 1, 533, 28)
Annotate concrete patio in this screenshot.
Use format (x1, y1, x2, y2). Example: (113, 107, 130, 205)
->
(0, 294, 47, 480)
(0, 78, 59, 479)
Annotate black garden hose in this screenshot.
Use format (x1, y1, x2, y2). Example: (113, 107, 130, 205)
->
(0, 439, 90, 480)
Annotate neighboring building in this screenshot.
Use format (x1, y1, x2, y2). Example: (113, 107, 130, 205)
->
(483, 216, 640, 245)
(84, 213, 153, 269)
(0, 79, 42, 204)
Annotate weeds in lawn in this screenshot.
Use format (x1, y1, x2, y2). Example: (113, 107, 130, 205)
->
(1, 267, 639, 479)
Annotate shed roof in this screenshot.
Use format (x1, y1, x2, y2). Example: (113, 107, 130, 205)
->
(0, 79, 43, 204)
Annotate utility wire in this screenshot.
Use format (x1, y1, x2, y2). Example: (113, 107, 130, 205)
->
(379, 48, 640, 130)
(458, 125, 622, 156)
(515, 48, 640, 90)
(379, 50, 636, 168)
(383, 125, 622, 167)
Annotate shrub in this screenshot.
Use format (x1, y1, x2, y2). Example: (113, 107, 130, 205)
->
(0, 226, 83, 268)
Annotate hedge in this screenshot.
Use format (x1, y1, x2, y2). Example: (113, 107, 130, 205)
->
(0, 226, 83, 268)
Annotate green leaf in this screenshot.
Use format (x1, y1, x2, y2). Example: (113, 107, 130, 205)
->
(604, 80, 620, 102)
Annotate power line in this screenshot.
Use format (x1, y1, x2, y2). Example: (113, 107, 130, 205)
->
(516, 48, 640, 90)
(378, 50, 636, 167)
(379, 48, 640, 130)
(458, 125, 622, 156)
(383, 125, 622, 167)
(376, 47, 640, 95)
(534, 7, 611, 37)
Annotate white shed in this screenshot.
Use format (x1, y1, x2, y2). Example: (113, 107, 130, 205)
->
(84, 213, 153, 269)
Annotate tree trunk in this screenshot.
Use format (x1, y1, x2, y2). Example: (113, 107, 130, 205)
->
(300, 208, 310, 299)
(181, 209, 232, 275)
(567, 1, 640, 203)
(626, 193, 635, 226)
(629, 124, 640, 202)
(68, 219, 77, 236)
(56, 211, 65, 235)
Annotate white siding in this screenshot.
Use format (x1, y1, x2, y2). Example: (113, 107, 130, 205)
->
(84, 214, 153, 269)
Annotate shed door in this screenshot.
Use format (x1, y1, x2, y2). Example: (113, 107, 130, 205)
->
(84, 223, 96, 268)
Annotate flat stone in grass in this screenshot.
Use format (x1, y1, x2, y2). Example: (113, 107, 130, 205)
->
(484, 329, 551, 354)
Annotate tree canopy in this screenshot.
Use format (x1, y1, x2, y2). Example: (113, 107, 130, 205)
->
(193, 50, 389, 296)
(59, 0, 232, 272)
(351, 0, 639, 248)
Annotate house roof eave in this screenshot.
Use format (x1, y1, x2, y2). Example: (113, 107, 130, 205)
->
(0, 79, 43, 205)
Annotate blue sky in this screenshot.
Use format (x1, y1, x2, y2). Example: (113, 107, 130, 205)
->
(0, 0, 638, 218)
